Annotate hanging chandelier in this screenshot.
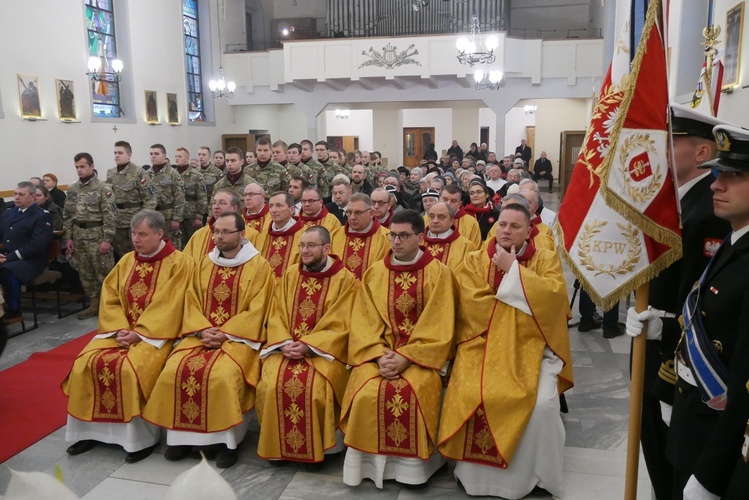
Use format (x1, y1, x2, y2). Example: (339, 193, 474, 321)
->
(456, 13, 498, 66)
(474, 69, 502, 91)
(209, 0, 235, 98)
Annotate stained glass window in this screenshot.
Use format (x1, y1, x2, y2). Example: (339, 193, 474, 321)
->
(183, 0, 205, 122)
(85, 0, 121, 118)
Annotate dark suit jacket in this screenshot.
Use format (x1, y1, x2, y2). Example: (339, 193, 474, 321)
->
(667, 230, 749, 496)
(515, 145, 532, 164)
(351, 179, 373, 197)
(649, 175, 732, 403)
(0, 204, 54, 283)
(325, 202, 347, 225)
(533, 158, 552, 176)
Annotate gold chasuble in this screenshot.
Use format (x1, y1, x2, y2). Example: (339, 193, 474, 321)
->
(340, 251, 456, 459)
(453, 209, 481, 249)
(257, 257, 359, 462)
(243, 204, 270, 233)
(423, 228, 475, 271)
(63, 241, 192, 423)
(184, 216, 263, 262)
(262, 219, 304, 279)
(438, 238, 573, 467)
(143, 247, 275, 434)
(298, 206, 342, 233)
(330, 220, 391, 280)
(483, 216, 556, 252)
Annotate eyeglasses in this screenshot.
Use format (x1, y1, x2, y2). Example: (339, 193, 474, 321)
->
(387, 232, 418, 242)
(371, 200, 389, 206)
(298, 243, 326, 250)
(346, 209, 370, 217)
(301, 198, 322, 204)
(212, 229, 241, 236)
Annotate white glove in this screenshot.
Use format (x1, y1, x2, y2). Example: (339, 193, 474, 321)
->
(683, 475, 720, 500)
(625, 306, 663, 341)
(660, 401, 672, 426)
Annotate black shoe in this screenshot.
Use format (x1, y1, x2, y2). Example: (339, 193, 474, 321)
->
(125, 444, 158, 463)
(577, 316, 602, 332)
(216, 447, 238, 468)
(305, 461, 325, 472)
(201, 443, 223, 460)
(269, 459, 288, 467)
(399, 481, 428, 490)
(603, 325, 625, 339)
(66, 439, 97, 455)
(164, 445, 192, 461)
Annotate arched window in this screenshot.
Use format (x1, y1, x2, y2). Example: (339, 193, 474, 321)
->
(183, 0, 205, 122)
(85, 0, 122, 118)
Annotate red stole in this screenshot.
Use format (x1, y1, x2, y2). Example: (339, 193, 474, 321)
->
(377, 250, 434, 456)
(265, 219, 304, 278)
(299, 206, 330, 229)
(172, 260, 245, 431)
(341, 219, 382, 279)
(276, 258, 344, 460)
(91, 240, 176, 422)
(379, 210, 394, 229)
(424, 227, 462, 265)
(244, 204, 269, 232)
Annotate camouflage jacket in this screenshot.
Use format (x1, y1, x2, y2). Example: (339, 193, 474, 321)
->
(177, 166, 208, 220)
(63, 177, 117, 242)
(244, 161, 293, 194)
(146, 163, 185, 221)
(105, 162, 156, 228)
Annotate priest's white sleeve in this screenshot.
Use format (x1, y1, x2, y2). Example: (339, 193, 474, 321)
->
(494, 261, 532, 316)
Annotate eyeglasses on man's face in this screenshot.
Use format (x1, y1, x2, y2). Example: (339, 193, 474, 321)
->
(387, 232, 418, 242)
(298, 243, 326, 250)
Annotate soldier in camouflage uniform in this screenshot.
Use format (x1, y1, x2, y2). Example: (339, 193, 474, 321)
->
(300, 139, 330, 198)
(285, 143, 319, 188)
(329, 149, 352, 177)
(146, 144, 185, 248)
(245, 137, 293, 195)
(64, 153, 117, 319)
(106, 140, 156, 260)
(197, 146, 223, 220)
(175, 147, 208, 243)
(212, 147, 257, 211)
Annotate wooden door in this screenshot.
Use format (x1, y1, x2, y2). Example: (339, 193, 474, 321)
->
(222, 134, 255, 154)
(403, 127, 435, 168)
(559, 130, 586, 198)
(526, 126, 536, 167)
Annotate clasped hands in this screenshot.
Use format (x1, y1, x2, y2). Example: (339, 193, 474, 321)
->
(378, 349, 411, 379)
(115, 329, 142, 348)
(198, 327, 228, 349)
(281, 341, 311, 360)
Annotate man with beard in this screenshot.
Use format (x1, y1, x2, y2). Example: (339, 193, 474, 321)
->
(350, 165, 373, 196)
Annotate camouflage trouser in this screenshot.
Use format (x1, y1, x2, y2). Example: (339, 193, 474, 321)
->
(180, 218, 202, 247)
(161, 210, 181, 250)
(70, 240, 114, 299)
(113, 227, 134, 260)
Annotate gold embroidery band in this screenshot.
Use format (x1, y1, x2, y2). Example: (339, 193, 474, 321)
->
(91, 348, 127, 421)
(388, 270, 422, 349)
(377, 378, 418, 456)
(173, 348, 222, 431)
(463, 403, 506, 468)
(124, 260, 162, 324)
(277, 358, 316, 461)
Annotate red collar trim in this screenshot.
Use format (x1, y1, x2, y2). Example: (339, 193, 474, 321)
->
(298, 255, 345, 277)
(135, 239, 177, 263)
(383, 248, 434, 271)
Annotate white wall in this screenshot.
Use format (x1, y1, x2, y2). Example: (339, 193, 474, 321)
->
(479, 107, 498, 154)
(231, 104, 308, 142)
(0, 0, 232, 188)
(321, 109, 374, 150)
(532, 98, 591, 178)
(503, 106, 536, 156)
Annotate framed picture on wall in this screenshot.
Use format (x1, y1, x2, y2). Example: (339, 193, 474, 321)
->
(56, 79, 76, 120)
(17, 74, 42, 119)
(723, 1, 745, 90)
(145, 90, 158, 123)
(166, 93, 179, 124)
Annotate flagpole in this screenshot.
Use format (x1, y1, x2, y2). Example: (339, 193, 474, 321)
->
(624, 283, 649, 500)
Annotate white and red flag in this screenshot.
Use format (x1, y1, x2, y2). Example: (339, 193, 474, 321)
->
(690, 49, 724, 116)
(556, 0, 682, 310)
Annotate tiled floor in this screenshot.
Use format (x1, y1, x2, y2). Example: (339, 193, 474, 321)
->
(0, 190, 653, 499)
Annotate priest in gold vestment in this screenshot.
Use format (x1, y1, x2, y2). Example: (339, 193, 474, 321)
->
(423, 202, 475, 271)
(341, 209, 456, 488)
(330, 193, 390, 280)
(438, 204, 573, 499)
(439, 184, 481, 248)
(63, 210, 193, 463)
(242, 183, 271, 233)
(257, 226, 359, 468)
(262, 192, 304, 279)
(183, 188, 262, 261)
(297, 186, 342, 233)
(483, 191, 556, 251)
(143, 212, 274, 468)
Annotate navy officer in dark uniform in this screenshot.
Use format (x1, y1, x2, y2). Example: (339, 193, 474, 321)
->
(626, 105, 732, 500)
(656, 124, 749, 499)
(0, 181, 53, 317)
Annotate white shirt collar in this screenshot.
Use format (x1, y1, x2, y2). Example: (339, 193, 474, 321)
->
(391, 249, 423, 266)
(272, 218, 296, 232)
(209, 240, 259, 267)
(348, 219, 374, 234)
(678, 171, 711, 200)
(427, 228, 453, 240)
(731, 225, 749, 245)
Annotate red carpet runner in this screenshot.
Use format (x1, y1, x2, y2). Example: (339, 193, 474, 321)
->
(0, 331, 96, 463)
